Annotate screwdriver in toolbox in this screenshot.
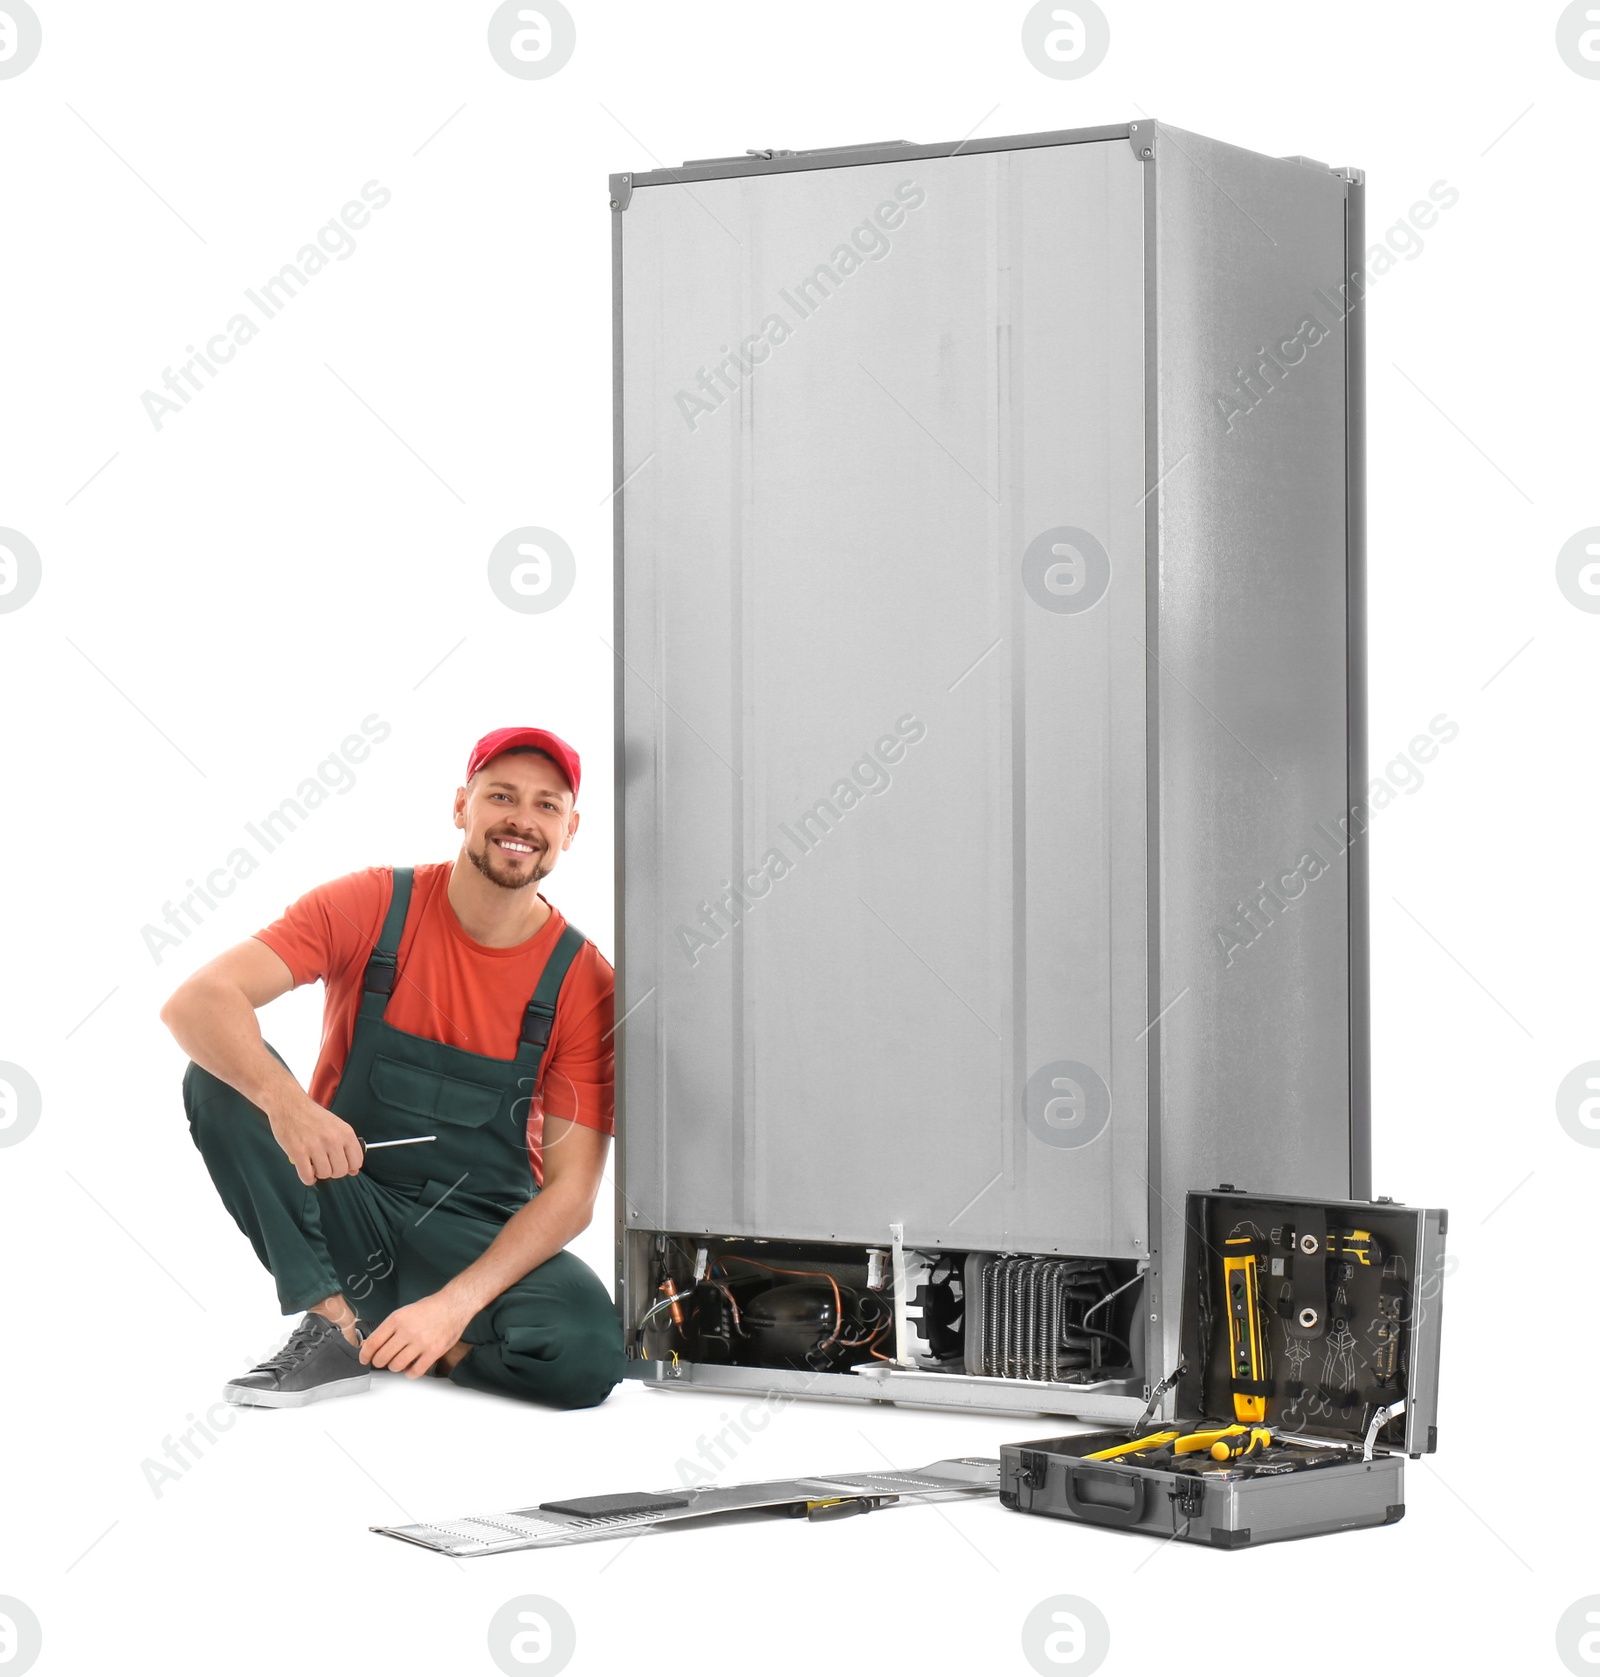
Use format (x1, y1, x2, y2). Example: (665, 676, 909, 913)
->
(1090, 1424, 1272, 1464)
(1160, 1423, 1269, 1458)
(1084, 1429, 1181, 1462)
(1200, 1425, 1273, 1461)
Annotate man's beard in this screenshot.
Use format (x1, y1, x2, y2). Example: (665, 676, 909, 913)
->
(467, 835, 550, 891)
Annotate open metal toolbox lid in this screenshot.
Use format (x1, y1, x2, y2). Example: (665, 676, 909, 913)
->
(1170, 1189, 1447, 1458)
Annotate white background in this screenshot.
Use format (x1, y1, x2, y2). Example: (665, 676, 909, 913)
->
(1, 3, 1594, 1674)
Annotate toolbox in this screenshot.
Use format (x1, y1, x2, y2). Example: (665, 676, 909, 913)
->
(999, 1189, 1446, 1548)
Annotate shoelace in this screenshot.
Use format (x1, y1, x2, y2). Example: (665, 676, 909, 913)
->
(245, 1316, 338, 1377)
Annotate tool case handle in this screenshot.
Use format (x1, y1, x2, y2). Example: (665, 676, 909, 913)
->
(1061, 1467, 1147, 1527)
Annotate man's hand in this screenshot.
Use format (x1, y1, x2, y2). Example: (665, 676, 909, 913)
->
(357, 1120, 610, 1379)
(360, 1293, 475, 1377)
(265, 1090, 364, 1186)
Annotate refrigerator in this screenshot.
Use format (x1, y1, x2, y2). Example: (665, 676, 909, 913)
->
(608, 119, 1368, 1423)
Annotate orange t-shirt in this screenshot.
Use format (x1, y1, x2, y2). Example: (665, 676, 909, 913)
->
(253, 863, 614, 1184)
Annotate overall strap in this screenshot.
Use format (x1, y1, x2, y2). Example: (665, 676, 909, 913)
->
(516, 922, 588, 1065)
(358, 866, 415, 1022)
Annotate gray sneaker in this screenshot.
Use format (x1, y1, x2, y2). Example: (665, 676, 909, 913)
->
(224, 1313, 376, 1408)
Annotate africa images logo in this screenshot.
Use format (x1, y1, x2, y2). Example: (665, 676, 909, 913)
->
(671, 181, 928, 430)
(139, 182, 392, 430)
(141, 715, 393, 963)
(674, 714, 927, 967)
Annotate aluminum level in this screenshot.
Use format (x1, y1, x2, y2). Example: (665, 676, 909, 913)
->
(609, 120, 1369, 1422)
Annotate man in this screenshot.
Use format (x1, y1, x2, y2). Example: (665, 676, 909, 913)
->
(160, 726, 625, 1410)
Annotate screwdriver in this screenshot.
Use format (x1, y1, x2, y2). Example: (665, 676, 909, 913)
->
(1084, 1429, 1180, 1462)
(1170, 1423, 1271, 1458)
(1207, 1426, 1272, 1461)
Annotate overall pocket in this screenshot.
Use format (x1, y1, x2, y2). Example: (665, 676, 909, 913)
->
(359, 1048, 533, 1213)
(369, 1054, 505, 1129)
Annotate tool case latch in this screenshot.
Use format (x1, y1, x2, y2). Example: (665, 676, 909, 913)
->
(1017, 1450, 1049, 1490)
(1170, 1474, 1205, 1519)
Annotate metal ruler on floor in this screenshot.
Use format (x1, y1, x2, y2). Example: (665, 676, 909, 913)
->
(372, 1456, 999, 1555)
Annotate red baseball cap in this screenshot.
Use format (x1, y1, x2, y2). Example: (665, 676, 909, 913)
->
(464, 727, 581, 799)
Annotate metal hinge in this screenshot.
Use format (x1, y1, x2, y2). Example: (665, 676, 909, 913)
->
(1362, 1396, 1406, 1462)
(1128, 120, 1155, 162)
(1134, 1362, 1185, 1432)
(676, 147, 798, 166)
(678, 141, 913, 168)
(608, 173, 632, 212)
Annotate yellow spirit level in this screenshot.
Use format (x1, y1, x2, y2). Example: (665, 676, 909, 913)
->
(1223, 1235, 1267, 1423)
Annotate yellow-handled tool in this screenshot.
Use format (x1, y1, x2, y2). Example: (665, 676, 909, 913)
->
(1170, 1423, 1272, 1458)
(1208, 1426, 1271, 1461)
(1084, 1429, 1180, 1462)
(1331, 1228, 1377, 1266)
(1223, 1236, 1267, 1423)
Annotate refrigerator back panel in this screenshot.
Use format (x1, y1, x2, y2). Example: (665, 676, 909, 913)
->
(613, 122, 1365, 1414)
(616, 139, 1149, 1255)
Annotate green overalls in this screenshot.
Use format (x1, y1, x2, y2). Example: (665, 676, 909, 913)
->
(183, 867, 625, 1410)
